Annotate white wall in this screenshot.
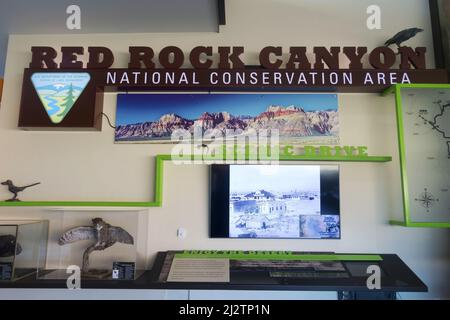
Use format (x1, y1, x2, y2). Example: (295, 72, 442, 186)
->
(0, 0, 449, 299)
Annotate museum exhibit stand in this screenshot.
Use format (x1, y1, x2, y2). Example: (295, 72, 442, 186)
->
(0, 250, 428, 300)
(2, 0, 450, 300)
(1, 15, 449, 299)
(33, 210, 149, 281)
(1, 83, 448, 299)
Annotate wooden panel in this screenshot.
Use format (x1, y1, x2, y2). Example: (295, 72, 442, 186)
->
(0, 79, 3, 100)
(17, 68, 449, 130)
(18, 70, 102, 130)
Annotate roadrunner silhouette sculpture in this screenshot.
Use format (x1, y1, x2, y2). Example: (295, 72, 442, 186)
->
(58, 218, 134, 275)
(1, 180, 40, 201)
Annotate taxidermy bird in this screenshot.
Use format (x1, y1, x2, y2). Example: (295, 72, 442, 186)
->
(0, 235, 22, 258)
(1, 180, 41, 202)
(58, 218, 134, 273)
(384, 27, 424, 48)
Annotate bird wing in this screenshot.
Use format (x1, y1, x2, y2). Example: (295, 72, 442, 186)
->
(384, 38, 395, 46)
(385, 28, 419, 46)
(384, 31, 401, 46)
(58, 227, 95, 245)
(109, 227, 134, 245)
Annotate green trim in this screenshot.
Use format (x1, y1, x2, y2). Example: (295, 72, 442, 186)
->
(154, 154, 168, 206)
(279, 155, 391, 162)
(394, 83, 450, 89)
(0, 153, 391, 208)
(389, 220, 408, 227)
(394, 85, 411, 224)
(0, 201, 161, 207)
(390, 220, 450, 228)
(383, 84, 450, 96)
(178, 155, 392, 162)
(389, 83, 450, 228)
(175, 251, 382, 261)
(381, 85, 396, 96)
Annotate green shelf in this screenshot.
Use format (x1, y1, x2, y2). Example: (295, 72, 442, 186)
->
(0, 153, 392, 208)
(390, 220, 450, 228)
(176, 251, 383, 261)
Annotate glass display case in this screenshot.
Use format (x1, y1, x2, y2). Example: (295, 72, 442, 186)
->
(0, 220, 48, 281)
(38, 209, 149, 280)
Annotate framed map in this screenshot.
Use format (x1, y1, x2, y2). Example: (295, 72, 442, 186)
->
(392, 84, 450, 227)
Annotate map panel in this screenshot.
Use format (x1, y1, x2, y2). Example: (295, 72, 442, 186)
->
(400, 88, 450, 223)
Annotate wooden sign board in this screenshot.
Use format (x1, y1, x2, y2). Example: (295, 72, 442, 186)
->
(17, 45, 449, 130)
(0, 79, 3, 101)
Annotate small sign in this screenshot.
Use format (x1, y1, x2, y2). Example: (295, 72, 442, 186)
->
(31, 72, 91, 124)
(19, 45, 448, 130)
(0, 263, 13, 281)
(112, 262, 135, 280)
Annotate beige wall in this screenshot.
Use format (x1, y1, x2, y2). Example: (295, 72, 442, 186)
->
(0, 0, 449, 299)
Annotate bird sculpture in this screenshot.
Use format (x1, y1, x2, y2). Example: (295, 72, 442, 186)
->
(0, 235, 22, 258)
(384, 27, 424, 49)
(1, 180, 41, 202)
(58, 218, 134, 274)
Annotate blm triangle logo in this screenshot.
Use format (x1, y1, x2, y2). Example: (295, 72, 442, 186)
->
(31, 73, 91, 124)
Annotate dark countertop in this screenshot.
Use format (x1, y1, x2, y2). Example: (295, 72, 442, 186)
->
(0, 253, 427, 293)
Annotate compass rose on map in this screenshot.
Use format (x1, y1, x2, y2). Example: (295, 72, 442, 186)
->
(414, 188, 439, 213)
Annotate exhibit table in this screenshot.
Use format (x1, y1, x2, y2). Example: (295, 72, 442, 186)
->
(0, 253, 427, 300)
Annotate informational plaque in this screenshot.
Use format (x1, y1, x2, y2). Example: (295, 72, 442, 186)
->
(112, 262, 135, 280)
(167, 258, 230, 283)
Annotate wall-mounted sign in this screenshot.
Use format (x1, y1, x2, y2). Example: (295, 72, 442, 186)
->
(30, 73, 90, 124)
(0, 78, 3, 101)
(19, 46, 448, 130)
(28, 46, 430, 70)
(391, 85, 450, 228)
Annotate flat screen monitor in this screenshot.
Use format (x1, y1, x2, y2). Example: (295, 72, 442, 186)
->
(210, 164, 340, 239)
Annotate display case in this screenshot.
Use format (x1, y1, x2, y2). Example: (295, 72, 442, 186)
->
(38, 209, 149, 280)
(386, 84, 450, 228)
(0, 220, 48, 281)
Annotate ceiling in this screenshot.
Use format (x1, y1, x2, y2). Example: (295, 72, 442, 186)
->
(0, 0, 219, 33)
(0, 0, 221, 75)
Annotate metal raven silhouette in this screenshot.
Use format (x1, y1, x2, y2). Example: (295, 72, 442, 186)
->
(384, 27, 424, 48)
(58, 218, 134, 273)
